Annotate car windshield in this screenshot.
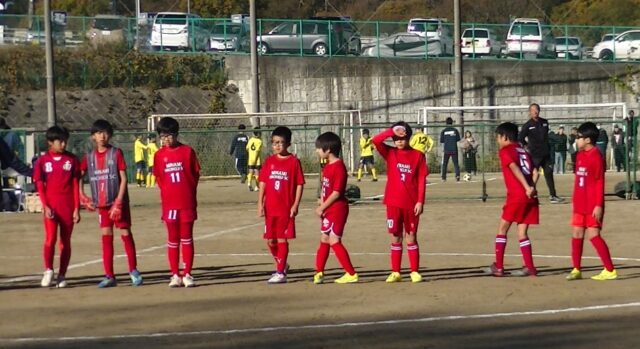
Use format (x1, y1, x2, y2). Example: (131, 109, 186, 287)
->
(211, 24, 240, 35)
(555, 38, 579, 45)
(463, 30, 488, 38)
(94, 18, 123, 30)
(602, 34, 615, 41)
(511, 23, 540, 36)
(409, 21, 440, 32)
(156, 14, 187, 25)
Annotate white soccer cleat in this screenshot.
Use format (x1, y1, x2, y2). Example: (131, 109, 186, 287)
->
(169, 274, 182, 288)
(41, 269, 54, 287)
(56, 276, 68, 288)
(182, 274, 196, 288)
(267, 272, 287, 284)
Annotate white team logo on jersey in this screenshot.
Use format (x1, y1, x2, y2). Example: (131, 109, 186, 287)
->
(62, 160, 72, 171)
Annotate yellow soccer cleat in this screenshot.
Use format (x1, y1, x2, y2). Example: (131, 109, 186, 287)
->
(591, 269, 618, 281)
(385, 272, 402, 283)
(334, 273, 359, 284)
(566, 268, 582, 281)
(313, 272, 324, 284)
(410, 271, 423, 283)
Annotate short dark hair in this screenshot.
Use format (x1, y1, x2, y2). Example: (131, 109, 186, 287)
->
(272, 126, 292, 144)
(446, 117, 453, 125)
(0, 117, 9, 129)
(577, 122, 599, 144)
(362, 128, 370, 135)
(315, 132, 342, 157)
(391, 121, 412, 139)
(495, 122, 519, 142)
(157, 117, 180, 135)
(238, 124, 246, 130)
(253, 127, 261, 137)
(529, 103, 540, 112)
(91, 119, 114, 136)
(46, 126, 70, 142)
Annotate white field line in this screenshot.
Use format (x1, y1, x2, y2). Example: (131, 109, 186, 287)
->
(5, 301, 640, 343)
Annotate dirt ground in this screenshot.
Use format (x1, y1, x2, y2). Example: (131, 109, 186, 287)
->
(1, 172, 639, 349)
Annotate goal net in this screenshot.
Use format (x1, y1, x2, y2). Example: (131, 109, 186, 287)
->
(147, 110, 362, 177)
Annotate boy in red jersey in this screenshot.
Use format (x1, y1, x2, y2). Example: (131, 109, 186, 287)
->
(153, 117, 201, 287)
(566, 122, 617, 281)
(257, 126, 305, 284)
(313, 132, 358, 284)
(371, 121, 428, 283)
(34, 126, 80, 288)
(484, 122, 539, 277)
(80, 119, 142, 288)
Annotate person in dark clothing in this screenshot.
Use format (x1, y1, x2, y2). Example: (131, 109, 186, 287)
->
(1, 137, 32, 211)
(553, 126, 568, 174)
(596, 124, 608, 170)
(568, 127, 578, 173)
(611, 124, 625, 172)
(518, 103, 563, 203)
(460, 130, 478, 177)
(440, 117, 461, 182)
(230, 124, 249, 183)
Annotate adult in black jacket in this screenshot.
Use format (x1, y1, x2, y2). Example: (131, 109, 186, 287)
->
(596, 124, 609, 170)
(229, 124, 249, 183)
(439, 117, 461, 181)
(517, 103, 563, 203)
(611, 124, 625, 172)
(1, 137, 32, 211)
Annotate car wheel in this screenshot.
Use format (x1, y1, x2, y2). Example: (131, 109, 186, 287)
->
(600, 49, 614, 61)
(314, 43, 328, 56)
(257, 42, 269, 55)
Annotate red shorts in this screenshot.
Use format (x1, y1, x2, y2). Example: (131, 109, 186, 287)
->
(386, 206, 420, 236)
(97, 202, 132, 229)
(48, 204, 75, 227)
(264, 216, 296, 240)
(501, 201, 539, 225)
(572, 213, 603, 229)
(320, 209, 348, 237)
(162, 208, 197, 223)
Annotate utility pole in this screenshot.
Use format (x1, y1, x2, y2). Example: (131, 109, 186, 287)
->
(134, 0, 140, 50)
(44, 0, 56, 127)
(454, 0, 463, 134)
(249, 0, 260, 127)
(187, 0, 191, 14)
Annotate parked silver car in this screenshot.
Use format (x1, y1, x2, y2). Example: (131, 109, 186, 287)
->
(555, 36, 584, 59)
(361, 32, 446, 57)
(257, 20, 357, 56)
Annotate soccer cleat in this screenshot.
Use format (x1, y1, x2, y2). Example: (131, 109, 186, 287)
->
(511, 267, 537, 277)
(566, 268, 582, 281)
(169, 274, 182, 288)
(334, 272, 359, 284)
(267, 272, 287, 284)
(550, 196, 565, 204)
(129, 269, 143, 286)
(56, 276, 68, 288)
(591, 269, 618, 281)
(98, 276, 117, 288)
(372, 178, 378, 182)
(41, 269, 54, 287)
(357, 178, 361, 182)
(183, 274, 196, 288)
(313, 272, 324, 284)
(481, 263, 505, 277)
(410, 271, 423, 283)
(385, 272, 402, 283)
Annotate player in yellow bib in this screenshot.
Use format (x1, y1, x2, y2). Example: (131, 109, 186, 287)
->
(357, 129, 378, 181)
(134, 135, 147, 187)
(410, 128, 434, 155)
(246, 129, 263, 191)
(145, 136, 159, 188)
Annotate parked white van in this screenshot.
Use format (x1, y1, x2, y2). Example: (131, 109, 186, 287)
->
(505, 18, 555, 58)
(150, 12, 209, 51)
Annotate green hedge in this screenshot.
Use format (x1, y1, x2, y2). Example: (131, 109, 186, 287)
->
(0, 44, 226, 91)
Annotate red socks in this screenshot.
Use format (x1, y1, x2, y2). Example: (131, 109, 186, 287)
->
(166, 223, 180, 275)
(571, 238, 584, 269)
(495, 235, 507, 270)
(268, 242, 278, 260)
(102, 235, 114, 277)
(276, 242, 289, 273)
(407, 242, 420, 273)
(180, 222, 195, 275)
(519, 238, 535, 270)
(121, 234, 137, 273)
(315, 242, 330, 273)
(43, 219, 57, 270)
(331, 242, 356, 275)
(590, 236, 614, 272)
(390, 243, 402, 272)
(58, 226, 72, 277)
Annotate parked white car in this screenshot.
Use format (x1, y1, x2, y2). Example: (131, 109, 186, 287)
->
(407, 18, 453, 56)
(150, 12, 210, 51)
(592, 30, 640, 61)
(505, 18, 555, 58)
(361, 32, 446, 57)
(461, 28, 501, 57)
(555, 36, 584, 59)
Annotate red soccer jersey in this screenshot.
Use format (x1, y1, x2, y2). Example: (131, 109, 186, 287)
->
(153, 143, 201, 211)
(34, 151, 80, 209)
(321, 159, 349, 214)
(80, 146, 128, 207)
(372, 129, 428, 210)
(499, 143, 536, 203)
(573, 147, 605, 215)
(259, 154, 305, 217)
